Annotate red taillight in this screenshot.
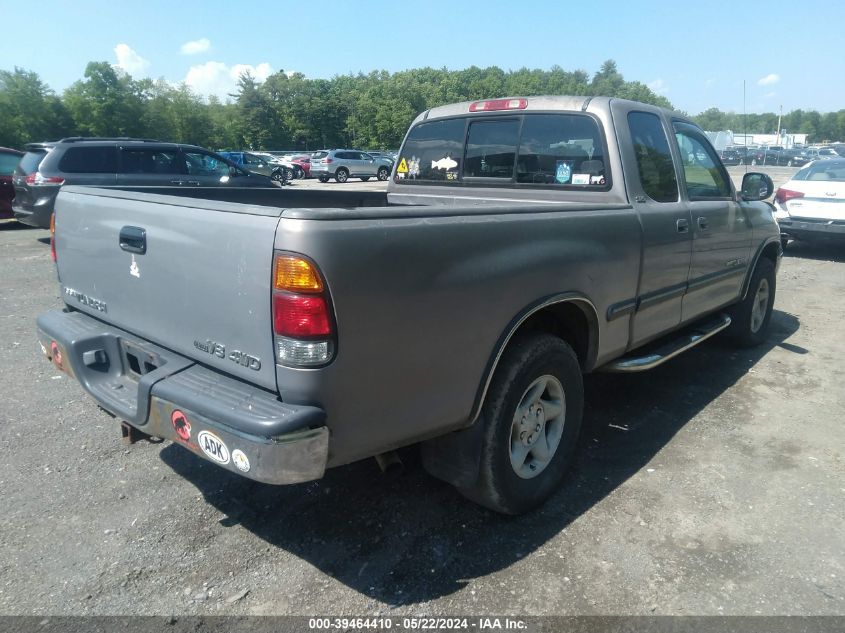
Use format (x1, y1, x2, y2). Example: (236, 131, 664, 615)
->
(775, 188, 805, 204)
(324, 158, 333, 164)
(25, 173, 64, 186)
(273, 293, 332, 338)
(469, 98, 528, 112)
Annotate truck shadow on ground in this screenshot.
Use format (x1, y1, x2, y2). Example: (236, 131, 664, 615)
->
(160, 309, 800, 606)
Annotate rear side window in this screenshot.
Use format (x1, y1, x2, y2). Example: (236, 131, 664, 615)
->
(58, 146, 118, 174)
(517, 114, 606, 185)
(312, 151, 328, 159)
(120, 149, 181, 174)
(17, 150, 47, 175)
(627, 112, 678, 203)
(0, 152, 21, 175)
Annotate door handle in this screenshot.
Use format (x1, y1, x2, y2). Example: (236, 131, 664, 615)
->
(119, 226, 147, 254)
(697, 216, 709, 230)
(676, 219, 689, 233)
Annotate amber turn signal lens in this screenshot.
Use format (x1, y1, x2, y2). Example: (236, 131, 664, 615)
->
(274, 255, 323, 293)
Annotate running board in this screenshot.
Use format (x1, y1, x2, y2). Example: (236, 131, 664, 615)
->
(601, 314, 732, 373)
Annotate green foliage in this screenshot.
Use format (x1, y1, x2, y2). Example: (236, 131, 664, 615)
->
(1, 59, 843, 151)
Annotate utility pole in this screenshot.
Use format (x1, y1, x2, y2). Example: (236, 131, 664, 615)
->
(776, 105, 782, 144)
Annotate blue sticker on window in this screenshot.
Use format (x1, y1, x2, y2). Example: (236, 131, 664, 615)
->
(555, 161, 572, 184)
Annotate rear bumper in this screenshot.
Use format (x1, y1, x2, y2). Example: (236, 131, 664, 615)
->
(13, 198, 54, 229)
(36, 309, 329, 485)
(778, 217, 845, 241)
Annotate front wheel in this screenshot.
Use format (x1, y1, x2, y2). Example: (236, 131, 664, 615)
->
(725, 257, 776, 347)
(271, 170, 287, 185)
(457, 334, 583, 515)
(335, 168, 349, 183)
(377, 166, 390, 181)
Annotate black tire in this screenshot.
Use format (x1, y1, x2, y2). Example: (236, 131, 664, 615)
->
(271, 170, 286, 185)
(318, 175, 329, 183)
(360, 176, 370, 182)
(335, 168, 349, 183)
(377, 166, 390, 181)
(725, 257, 776, 347)
(781, 235, 789, 251)
(787, 159, 794, 167)
(294, 165, 305, 179)
(751, 159, 758, 166)
(457, 334, 583, 515)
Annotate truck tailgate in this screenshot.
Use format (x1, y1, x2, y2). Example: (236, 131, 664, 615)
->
(54, 187, 281, 391)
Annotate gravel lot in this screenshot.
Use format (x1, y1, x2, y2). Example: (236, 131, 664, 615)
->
(0, 166, 842, 617)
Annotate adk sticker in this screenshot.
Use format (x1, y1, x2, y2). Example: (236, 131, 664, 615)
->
(232, 449, 251, 473)
(555, 161, 572, 184)
(571, 173, 590, 185)
(197, 430, 230, 464)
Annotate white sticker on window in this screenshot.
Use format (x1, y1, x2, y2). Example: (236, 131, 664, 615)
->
(571, 173, 590, 185)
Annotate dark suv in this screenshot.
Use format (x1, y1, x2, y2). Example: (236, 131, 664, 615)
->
(13, 138, 275, 228)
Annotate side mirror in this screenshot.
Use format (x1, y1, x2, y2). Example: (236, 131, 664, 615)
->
(740, 172, 774, 201)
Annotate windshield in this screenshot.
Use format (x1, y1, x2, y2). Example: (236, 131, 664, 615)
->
(793, 160, 845, 181)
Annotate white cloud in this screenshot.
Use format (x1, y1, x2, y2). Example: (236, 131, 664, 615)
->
(184, 61, 275, 101)
(758, 73, 780, 86)
(648, 79, 668, 95)
(114, 43, 150, 77)
(180, 38, 211, 55)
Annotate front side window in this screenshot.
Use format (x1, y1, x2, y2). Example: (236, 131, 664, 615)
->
(58, 146, 118, 174)
(673, 122, 731, 199)
(627, 112, 678, 203)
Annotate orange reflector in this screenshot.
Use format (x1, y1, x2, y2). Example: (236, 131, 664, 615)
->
(274, 255, 323, 293)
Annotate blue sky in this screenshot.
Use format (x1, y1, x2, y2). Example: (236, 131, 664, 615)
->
(2, 0, 843, 115)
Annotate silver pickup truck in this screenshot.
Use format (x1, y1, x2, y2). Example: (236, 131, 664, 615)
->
(37, 96, 781, 514)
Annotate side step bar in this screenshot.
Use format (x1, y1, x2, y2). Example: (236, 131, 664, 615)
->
(602, 314, 732, 373)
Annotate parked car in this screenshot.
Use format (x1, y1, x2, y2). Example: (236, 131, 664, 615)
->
(13, 138, 276, 229)
(218, 151, 295, 183)
(287, 155, 312, 179)
(749, 146, 784, 166)
(37, 95, 780, 514)
(803, 147, 839, 161)
(774, 158, 845, 246)
(0, 147, 23, 219)
(718, 148, 741, 166)
(777, 149, 810, 167)
(310, 149, 393, 183)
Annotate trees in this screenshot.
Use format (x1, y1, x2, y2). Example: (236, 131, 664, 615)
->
(2, 61, 842, 152)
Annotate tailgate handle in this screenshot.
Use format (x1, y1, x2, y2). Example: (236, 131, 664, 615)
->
(119, 226, 147, 254)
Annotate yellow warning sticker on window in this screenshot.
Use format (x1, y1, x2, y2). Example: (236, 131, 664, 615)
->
(397, 158, 408, 173)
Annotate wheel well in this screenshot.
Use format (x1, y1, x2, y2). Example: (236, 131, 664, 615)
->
(510, 301, 594, 370)
(760, 241, 779, 265)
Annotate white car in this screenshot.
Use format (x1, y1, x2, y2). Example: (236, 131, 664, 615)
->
(774, 159, 845, 246)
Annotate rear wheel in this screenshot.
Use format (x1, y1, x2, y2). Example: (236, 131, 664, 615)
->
(726, 257, 776, 347)
(456, 334, 583, 515)
(377, 166, 390, 181)
(335, 168, 349, 183)
(360, 176, 370, 182)
(318, 175, 330, 183)
(271, 170, 287, 185)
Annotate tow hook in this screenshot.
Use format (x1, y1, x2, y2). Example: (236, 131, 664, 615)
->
(120, 421, 163, 445)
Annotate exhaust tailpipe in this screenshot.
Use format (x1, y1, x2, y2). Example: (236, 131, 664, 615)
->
(374, 450, 403, 475)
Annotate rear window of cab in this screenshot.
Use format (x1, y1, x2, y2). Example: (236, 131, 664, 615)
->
(396, 113, 610, 189)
